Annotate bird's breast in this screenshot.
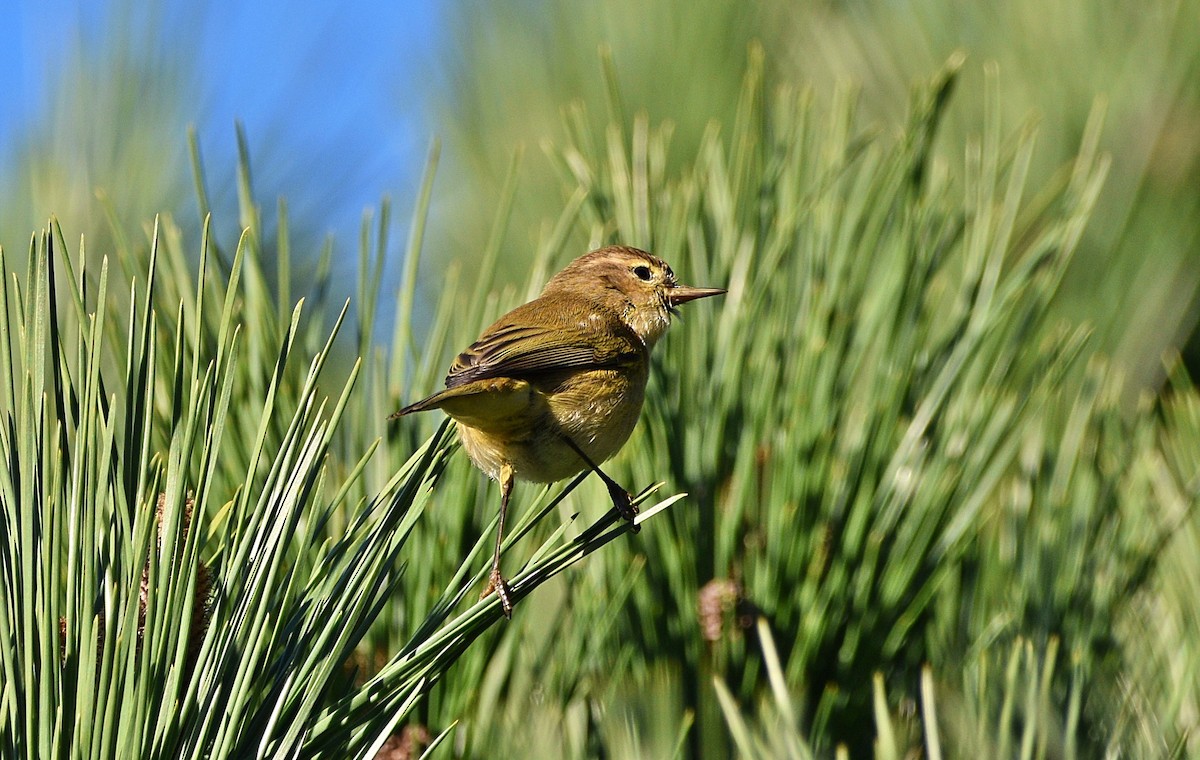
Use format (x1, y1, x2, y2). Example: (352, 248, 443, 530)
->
(454, 364, 648, 484)
(547, 365, 646, 460)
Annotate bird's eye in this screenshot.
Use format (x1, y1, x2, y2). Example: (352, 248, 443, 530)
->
(633, 265, 653, 281)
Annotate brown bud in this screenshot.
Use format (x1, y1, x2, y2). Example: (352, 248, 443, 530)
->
(60, 493, 211, 675)
(374, 724, 432, 760)
(699, 578, 757, 642)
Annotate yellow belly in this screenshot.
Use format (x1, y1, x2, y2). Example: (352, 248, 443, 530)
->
(452, 366, 646, 483)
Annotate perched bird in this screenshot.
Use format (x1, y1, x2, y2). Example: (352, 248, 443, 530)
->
(391, 245, 724, 616)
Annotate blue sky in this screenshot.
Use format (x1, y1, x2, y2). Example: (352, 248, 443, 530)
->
(0, 0, 444, 249)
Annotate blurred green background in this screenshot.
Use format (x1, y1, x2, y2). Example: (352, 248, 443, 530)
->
(4, 1, 1200, 757)
(3, 0, 1198, 392)
(427, 0, 1200, 395)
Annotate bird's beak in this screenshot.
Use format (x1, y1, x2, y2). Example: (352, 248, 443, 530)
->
(666, 285, 726, 307)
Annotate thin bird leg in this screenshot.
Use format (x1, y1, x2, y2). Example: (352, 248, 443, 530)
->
(559, 434, 640, 532)
(482, 463, 516, 618)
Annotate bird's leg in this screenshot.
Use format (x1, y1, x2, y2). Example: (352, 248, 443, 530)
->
(481, 463, 516, 618)
(560, 435, 640, 532)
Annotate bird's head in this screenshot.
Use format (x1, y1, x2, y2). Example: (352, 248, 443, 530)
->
(544, 245, 726, 346)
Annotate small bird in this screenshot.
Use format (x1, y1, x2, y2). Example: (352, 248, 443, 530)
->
(391, 245, 724, 617)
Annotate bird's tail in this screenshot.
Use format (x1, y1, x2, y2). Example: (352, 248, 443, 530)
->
(387, 392, 446, 420)
(388, 377, 534, 427)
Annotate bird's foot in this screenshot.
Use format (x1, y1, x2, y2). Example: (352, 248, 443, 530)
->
(608, 483, 641, 533)
(481, 567, 514, 619)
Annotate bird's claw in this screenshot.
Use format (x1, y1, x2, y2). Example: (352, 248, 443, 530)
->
(609, 485, 641, 533)
(482, 567, 514, 619)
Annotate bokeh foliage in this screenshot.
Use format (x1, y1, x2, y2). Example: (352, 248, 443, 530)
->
(415, 52, 1200, 758)
(430, 0, 1200, 394)
(3, 1, 1200, 757)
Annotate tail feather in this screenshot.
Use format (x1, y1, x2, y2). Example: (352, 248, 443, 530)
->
(389, 377, 535, 426)
(388, 392, 445, 420)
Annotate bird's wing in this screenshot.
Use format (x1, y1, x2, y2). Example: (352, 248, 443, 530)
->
(446, 304, 644, 389)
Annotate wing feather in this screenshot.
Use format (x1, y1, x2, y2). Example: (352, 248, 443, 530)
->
(445, 300, 644, 388)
